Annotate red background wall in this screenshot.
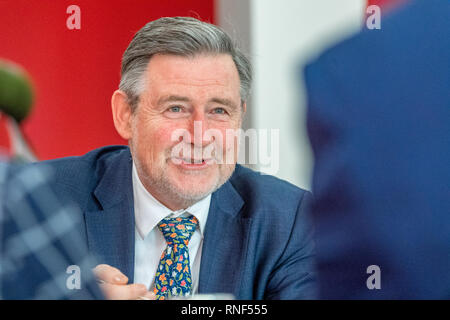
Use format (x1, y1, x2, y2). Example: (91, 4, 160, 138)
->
(0, 0, 214, 160)
(368, 0, 409, 10)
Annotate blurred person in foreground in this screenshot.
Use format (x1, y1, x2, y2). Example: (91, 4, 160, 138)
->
(304, 0, 450, 299)
(0, 61, 102, 299)
(31, 17, 316, 300)
(0, 159, 103, 299)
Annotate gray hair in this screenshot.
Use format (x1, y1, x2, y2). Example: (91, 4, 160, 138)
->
(119, 16, 252, 111)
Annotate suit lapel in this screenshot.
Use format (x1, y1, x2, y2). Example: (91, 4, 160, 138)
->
(198, 180, 252, 297)
(84, 150, 136, 281)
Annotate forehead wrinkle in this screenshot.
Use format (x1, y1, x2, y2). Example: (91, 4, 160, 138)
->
(146, 80, 236, 108)
(153, 76, 230, 87)
(143, 55, 241, 105)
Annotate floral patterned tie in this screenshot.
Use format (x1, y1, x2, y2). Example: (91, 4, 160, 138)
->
(153, 214, 198, 300)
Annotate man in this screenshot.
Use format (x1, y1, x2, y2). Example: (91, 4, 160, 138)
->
(0, 160, 103, 299)
(304, 0, 450, 299)
(37, 17, 316, 300)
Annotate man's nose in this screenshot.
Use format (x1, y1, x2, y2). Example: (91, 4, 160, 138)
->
(188, 113, 211, 147)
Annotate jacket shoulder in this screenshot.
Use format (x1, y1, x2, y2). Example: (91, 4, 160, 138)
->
(32, 145, 130, 209)
(230, 165, 309, 214)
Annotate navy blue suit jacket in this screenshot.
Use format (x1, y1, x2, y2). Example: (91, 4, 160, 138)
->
(37, 145, 316, 299)
(304, 0, 450, 299)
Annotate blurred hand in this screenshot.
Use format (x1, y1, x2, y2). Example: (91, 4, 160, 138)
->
(93, 264, 156, 300)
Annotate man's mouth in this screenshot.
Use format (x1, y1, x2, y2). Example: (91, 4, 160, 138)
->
(171, 157, 215, 167)
(183, 158, 205, 164)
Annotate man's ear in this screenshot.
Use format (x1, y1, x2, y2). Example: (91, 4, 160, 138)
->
(111, 90, 133, 140)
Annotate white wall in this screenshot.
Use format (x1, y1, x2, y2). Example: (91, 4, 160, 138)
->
(217, 0, 366, 190)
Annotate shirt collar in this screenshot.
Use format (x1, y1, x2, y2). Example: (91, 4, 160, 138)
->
(132, 161, 211, 239)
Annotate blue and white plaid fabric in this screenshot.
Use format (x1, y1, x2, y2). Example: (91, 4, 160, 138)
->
(0, 161, 103, 299)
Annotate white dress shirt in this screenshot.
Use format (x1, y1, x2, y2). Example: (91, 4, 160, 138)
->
(132, 162, 211, 294)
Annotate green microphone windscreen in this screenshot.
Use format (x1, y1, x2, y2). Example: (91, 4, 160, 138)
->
(0, 60, 34, 123)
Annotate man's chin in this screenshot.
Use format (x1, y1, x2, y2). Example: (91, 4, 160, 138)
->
(166, 173, 222, 200)
(170, 180, 219, 200)
(164, 164, 235, 205)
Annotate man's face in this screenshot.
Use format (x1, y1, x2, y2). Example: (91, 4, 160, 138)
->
(129, 54, 243, 210)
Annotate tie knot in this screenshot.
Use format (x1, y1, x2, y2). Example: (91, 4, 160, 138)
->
(157, 214, 198, 245)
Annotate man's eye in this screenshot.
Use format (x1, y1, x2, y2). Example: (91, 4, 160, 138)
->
(169, 106, 182, 112)
(212, 108, 226, 114)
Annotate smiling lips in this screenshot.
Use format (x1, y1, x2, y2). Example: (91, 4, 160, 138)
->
(171, 157, 215, 169)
